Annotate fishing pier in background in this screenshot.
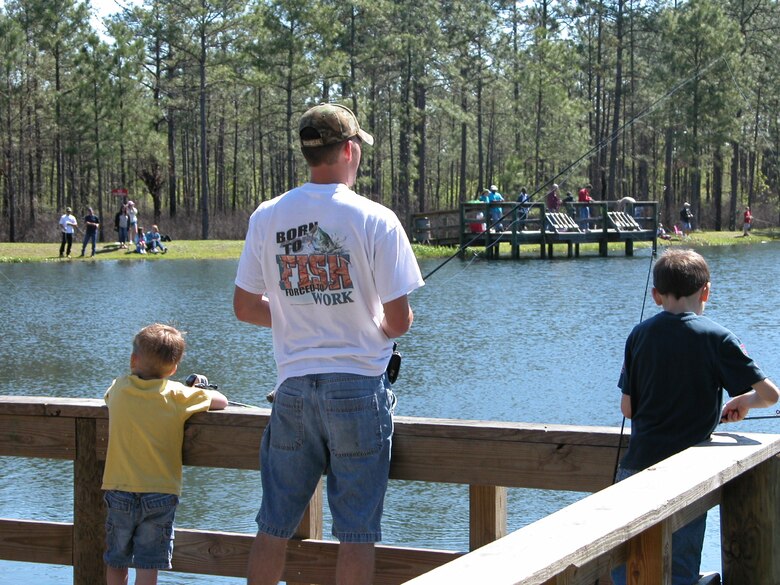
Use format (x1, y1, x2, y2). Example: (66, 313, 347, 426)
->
(1, 395, 779, 584)
(412, 200, 658, 259)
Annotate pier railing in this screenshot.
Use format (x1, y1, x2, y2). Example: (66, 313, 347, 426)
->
(412, 201, 659, 258)
(1, 396, 778, 584)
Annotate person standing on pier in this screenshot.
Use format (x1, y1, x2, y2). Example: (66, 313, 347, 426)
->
(546, 183, 561, 212)
(516, 187, 530, 227)
(234, 103, 424, 585)
(578, 184, 594, 230)
(611, 249, 780, 585)
(102, 323, 227, 585)
(488, 184, 504, 231)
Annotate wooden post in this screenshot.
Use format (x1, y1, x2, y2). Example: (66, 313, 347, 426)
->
(625, 521, 672, 585)
(721, 457, 780, 584)
(73, 418, 105, 585)
(626, 239, 634, 256)
(468, 485, 507, 551)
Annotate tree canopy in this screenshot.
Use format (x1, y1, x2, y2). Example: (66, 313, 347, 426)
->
(1, 0, 778, 241)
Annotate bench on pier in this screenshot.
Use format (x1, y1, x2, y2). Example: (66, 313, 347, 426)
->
(607, 211, 643, 232)
(544, 212, 592, 258)
(546, 212, 583, 233)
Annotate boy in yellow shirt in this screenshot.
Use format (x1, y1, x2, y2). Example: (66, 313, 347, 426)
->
(102, 323, 228, 585)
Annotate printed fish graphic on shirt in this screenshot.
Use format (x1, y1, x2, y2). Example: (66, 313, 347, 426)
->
(305, 225, 346, 255)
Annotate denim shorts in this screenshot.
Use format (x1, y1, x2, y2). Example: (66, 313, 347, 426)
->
(257, 373, 395, 543)
(103, 490, 178, 570)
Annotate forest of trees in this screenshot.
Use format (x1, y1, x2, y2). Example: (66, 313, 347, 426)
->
(1, 0, 779, 242)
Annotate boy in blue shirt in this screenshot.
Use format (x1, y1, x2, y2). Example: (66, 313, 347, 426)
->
(612, 249, 779, 585)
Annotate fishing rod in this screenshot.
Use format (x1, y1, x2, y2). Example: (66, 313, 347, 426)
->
(612, 247, 656, 484)
(183, 373, 263, 409)
(730, 412, 780, 422)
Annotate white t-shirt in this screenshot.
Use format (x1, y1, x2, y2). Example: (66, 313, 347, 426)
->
(236, 182, 424, 382)
(59, 214, 77, 234)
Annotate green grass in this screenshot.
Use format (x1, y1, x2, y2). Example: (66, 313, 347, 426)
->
(1, 228, 778, 263)
(0, 240, 245, 263)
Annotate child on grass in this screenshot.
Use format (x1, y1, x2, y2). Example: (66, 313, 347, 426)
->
(102, 323, 228, 585)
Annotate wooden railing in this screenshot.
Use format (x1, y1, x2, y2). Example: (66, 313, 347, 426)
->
(1, 396, 778, 584)
(412, 201, 658, 259)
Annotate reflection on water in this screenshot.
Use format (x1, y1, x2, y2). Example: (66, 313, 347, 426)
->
(2, 243, 780, 582)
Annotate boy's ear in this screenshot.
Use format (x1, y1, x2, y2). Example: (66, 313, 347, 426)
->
(167, 363, 179, 378)
(651, 287, 664, 306)
(700, 282, 711, 302)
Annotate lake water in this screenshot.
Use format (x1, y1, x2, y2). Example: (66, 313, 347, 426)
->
(2, 242, 779, 583)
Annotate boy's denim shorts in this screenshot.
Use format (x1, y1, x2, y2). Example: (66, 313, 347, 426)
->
(257, 373, 395, 543)
(103, 490, 179, 570)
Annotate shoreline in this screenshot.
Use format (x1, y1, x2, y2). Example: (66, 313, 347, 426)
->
(1, 229, 778, 263)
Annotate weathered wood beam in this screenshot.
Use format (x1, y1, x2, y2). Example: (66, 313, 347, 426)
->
(0, 519, 72, 565)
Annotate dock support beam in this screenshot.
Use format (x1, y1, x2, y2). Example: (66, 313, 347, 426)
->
(625, 521, 672, 584)
(469, 485, 507, 551)
(74, 418, 105, 585)
(721, 457, 780, 584)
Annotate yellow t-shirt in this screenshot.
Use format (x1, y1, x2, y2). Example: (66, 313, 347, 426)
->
(102, 375, 212, 495)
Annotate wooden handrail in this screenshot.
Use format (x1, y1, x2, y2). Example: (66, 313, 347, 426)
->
(1, 396, 778, 584)
(404, 431, 780, 585)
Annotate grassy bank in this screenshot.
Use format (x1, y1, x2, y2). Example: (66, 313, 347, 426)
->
(1, 228, 777, 263)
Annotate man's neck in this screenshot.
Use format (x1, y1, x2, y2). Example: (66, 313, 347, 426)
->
(309, 164, 351, 185)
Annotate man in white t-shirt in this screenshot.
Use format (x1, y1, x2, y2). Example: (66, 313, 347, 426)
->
(234, 103, 424, 585)
(58, 206, 78, 258)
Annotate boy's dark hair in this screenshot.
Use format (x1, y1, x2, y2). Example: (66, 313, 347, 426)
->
(132, 323, 185, 378)
(300, 128, 346, 167)
(653, 249, 710, 299)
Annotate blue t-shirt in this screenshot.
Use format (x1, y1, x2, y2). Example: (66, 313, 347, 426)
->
(619, 311, 764, 470)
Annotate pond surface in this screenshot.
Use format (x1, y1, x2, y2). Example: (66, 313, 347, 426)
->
(2, 242, 779, 583)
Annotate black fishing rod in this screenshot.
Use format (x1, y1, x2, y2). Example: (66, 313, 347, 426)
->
(612, 247, 656, 484)
(731, 412, 780, 422)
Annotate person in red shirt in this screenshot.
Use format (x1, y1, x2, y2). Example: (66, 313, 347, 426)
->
(743, 207, 753, 236)
(578, 184, 594, 229)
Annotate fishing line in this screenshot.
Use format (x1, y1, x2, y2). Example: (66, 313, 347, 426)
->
(420, 249, 481, 290)
(0, 269, 17, 287)
(612, 246, 656, 484)
(724, 57, 780, 165)
(422, 55, 727, 282)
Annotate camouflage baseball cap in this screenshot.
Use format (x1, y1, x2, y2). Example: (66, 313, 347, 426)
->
(299, 103, 374, 147)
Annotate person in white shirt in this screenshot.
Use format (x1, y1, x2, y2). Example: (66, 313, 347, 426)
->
(58, 207, 78, 258)
(235, 103, 424, 585)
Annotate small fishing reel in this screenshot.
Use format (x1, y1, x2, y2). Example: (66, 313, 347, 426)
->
(184, 373, 220, 390)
